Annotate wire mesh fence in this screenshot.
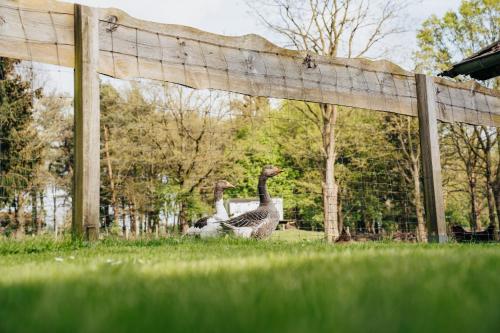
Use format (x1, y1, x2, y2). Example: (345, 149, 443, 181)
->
(93, 77, 435, 242)
(0, 60, 73, 237)
(440, 122, 500, 241)
(0, 59, 499, 242)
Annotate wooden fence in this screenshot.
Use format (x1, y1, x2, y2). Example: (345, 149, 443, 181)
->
(0, 0, 499, 241)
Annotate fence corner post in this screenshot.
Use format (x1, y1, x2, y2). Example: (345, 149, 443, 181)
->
(415, 74, 447, 243)
(73, 4, 100, 241)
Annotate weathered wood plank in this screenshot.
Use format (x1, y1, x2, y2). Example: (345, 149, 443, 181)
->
(0, 0, 498, 127)
(97, 6, 420, 117)
(416, 74, 447, 243)
(96, 6, 499, 125)
(0, 0, 74, 66)
(73, 3, 100, 241)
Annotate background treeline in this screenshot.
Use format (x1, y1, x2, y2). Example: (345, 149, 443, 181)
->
(0, 0, 498, 239)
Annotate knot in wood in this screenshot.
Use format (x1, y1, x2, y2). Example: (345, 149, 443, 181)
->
(0, 16, 6, 26)
(105, 15, 119, 33)
(245, 55, 255, 72)
(303, 54, 317, 69)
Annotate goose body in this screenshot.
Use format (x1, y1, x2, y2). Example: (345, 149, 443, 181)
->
(187, 180, 234, 238)
(222, 165, 281, 239)
(222, 203, 279, 239)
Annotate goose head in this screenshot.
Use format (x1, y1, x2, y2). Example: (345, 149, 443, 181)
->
(215, 180, 236, 191)
(261, 165, 282, 179)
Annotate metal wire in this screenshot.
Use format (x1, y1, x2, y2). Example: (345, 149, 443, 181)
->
(0, 8, 498, 240)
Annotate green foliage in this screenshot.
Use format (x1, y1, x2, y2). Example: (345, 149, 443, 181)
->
(0, 58, 43, 232)
(37, 93, 73, 192)
(415, 0, 499, 78)
(415, 0, 500, 232)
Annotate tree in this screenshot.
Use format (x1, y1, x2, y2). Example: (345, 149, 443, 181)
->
(416, 0, 500, 237)
(415, 0, 499, 84)
(226, 97, 323, 230)
(99, 83, 164, 236)
(248, 0, 408, 241)
(382, 115, 427, 241)
(36, 92, 73, 236)
(0, 58, 42, 237)
(151, 86, 238, 233)
(448, 125, 484, 231)
(100, 83, 124, 231)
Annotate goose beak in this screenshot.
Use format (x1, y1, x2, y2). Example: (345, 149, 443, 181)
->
(226, 182, 236, 188)
(275, 167, 282, 175)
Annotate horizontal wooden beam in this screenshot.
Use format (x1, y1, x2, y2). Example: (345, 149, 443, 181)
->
(0, 0, 498, 127)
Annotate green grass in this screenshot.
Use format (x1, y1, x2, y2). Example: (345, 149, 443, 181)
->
(0, 237, 499, 333)
(271, 228, 324, 241)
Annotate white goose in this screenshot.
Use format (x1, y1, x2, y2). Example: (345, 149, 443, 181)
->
(187, 180, 234, 238)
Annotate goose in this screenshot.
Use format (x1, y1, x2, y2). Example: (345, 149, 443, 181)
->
(222, 165, 282, 239)
(187, 180, 235, 238)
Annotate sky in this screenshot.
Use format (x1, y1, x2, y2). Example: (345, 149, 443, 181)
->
(66, 0, 462, 37)
(63, 0, 463, 68)
(40, 0, 463, 94)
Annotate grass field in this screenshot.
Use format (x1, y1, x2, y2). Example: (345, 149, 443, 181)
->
(0, 237, 499, 333)
(271, 228, 325, 241)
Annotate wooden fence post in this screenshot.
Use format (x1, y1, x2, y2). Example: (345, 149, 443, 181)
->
(73, 4, 100, 241)
(415, 74, 447, 243)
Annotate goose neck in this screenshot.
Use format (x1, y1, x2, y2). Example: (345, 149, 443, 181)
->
(258, 176, 271, 205)
(214, 188, 228, 219)
(214, 188, 223, 202)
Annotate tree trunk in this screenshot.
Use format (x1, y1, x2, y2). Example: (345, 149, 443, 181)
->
(358, 208, 366, 233)
(129, 201, 137, 238)
(121, 198, 127, 238)
(103, 125, 120, 226)
(491, 139, 500, 240)
(469, 179, 479, 231)
(102, 204, 109, 229)
(482, 145, 497, 229)
(337, 187, 344, 233)
(147, 212, 152, 233)
(486, 186, 496, 227)
(52, 186, 58, 238)
(321, 104, 339, 243)
(412, 162, 427, 242)
(31, 189, 37, 234)
(38, 191, 44, 235)
(139, 213, 144, 235)
(15, 194, 25, 238)
(179, 202, 189, 235)
(492, 185, 500, 240)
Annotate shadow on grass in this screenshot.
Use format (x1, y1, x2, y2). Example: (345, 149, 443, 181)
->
(1, 245, 499, 333)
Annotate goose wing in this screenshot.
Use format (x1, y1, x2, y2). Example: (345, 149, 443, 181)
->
(224, 208, 270, 228)
(193, 216, 210, 228)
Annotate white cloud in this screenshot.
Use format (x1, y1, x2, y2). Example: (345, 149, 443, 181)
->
(44, 0, 462, 93)
(66, 0, 267, 36)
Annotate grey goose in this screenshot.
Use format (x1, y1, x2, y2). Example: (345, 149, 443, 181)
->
(222, 165, 282, 239)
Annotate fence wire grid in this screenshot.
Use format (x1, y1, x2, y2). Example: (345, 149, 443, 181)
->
(1, 60, 498, 242)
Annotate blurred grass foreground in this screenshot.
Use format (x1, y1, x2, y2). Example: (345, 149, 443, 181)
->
(0, 237, 499, 333)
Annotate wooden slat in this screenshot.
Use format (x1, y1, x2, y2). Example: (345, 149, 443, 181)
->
(73, 3, 100, 241)
(416, 74, 447, 243)
(97, 6, 420, 118)
(434, 78, 500, 127)
(0, 0, 74, 67)
(0, 0, 498, 127)
(96, 6, 499, 125)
